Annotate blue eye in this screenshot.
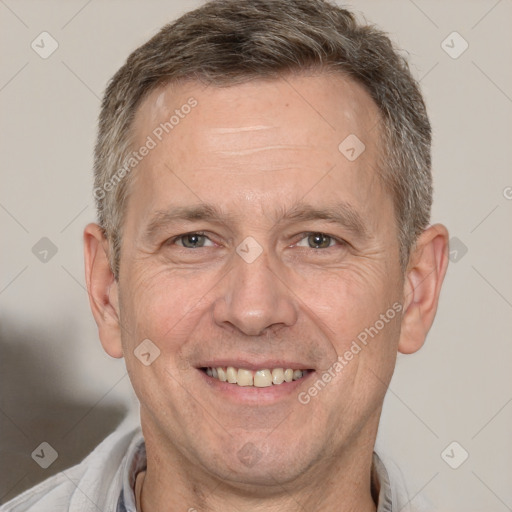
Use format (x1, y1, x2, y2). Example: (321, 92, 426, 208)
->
(175, 233, 213, 248)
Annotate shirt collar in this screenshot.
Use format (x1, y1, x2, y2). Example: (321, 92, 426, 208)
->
(372, 452, 394, 512)
(117, 436, 146, 512)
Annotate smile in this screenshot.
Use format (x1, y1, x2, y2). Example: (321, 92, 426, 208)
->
(202, 367, 310, 387)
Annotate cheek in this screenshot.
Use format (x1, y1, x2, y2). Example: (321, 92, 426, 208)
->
(119, 266, 215, 350)
(302, 267, 401, 412)
(295, 264, 398, 344)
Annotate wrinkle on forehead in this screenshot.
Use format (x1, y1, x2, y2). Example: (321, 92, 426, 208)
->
(212, 125, 274, 133)
(196, 122, 334, 161)
(212, 144, 314, 157)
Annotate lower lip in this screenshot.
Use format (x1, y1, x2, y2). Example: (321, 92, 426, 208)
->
(198, 369, 315, 405)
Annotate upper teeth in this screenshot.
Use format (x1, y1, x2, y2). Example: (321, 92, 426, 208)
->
(205, 367, 306, 387)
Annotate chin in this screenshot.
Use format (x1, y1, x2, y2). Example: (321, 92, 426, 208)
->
(195, 436, 319, 489)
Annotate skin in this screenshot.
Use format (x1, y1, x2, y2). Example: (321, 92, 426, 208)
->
(84, 73, 449, 512)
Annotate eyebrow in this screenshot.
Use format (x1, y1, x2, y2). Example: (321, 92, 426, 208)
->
(277, 201, 369, 239)
(142, 204, 229, 243)
(142, 200, 369, 242)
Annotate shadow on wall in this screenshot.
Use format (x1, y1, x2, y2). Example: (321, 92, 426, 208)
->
(0, 319, 128, 504)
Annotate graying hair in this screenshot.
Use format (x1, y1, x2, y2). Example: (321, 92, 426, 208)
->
(94, 0, 432, 278)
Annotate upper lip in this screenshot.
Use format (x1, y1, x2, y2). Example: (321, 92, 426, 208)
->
(197, 359, 314, 371)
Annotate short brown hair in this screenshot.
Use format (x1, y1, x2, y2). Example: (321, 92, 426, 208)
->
(94, 0, 432, 278)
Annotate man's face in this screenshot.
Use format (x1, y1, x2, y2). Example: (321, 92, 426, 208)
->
(117, 74, 405, 485)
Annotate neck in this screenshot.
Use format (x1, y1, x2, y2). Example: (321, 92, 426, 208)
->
(138, 418, 380, 512)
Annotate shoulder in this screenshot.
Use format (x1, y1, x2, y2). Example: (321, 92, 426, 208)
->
(1, 418, 142, 512)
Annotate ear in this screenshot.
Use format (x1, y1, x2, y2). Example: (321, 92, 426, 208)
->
(398, 223, 449, 354)
(83, 223, 123, 358)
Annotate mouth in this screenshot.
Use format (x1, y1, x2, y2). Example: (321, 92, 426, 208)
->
(200, 366, 312, 387)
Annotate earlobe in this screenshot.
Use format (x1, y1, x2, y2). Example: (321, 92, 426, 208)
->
(83, 223, 124, 359)
(398, 224, 449, 355)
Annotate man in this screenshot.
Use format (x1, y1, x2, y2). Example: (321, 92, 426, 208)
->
(2, 0, 449, 510)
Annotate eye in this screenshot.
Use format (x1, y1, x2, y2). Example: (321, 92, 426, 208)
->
(173, 232, 214, 248)
(296, 232, 337, 249)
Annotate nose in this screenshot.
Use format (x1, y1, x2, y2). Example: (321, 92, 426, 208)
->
(213, 248, 298, 336)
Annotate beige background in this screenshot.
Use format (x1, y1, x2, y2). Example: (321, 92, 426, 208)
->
(1, 0, 511, 510)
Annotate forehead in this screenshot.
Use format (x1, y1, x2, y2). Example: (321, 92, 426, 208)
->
(134, 72, 381, 154)
(127, 72, 392, 233)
